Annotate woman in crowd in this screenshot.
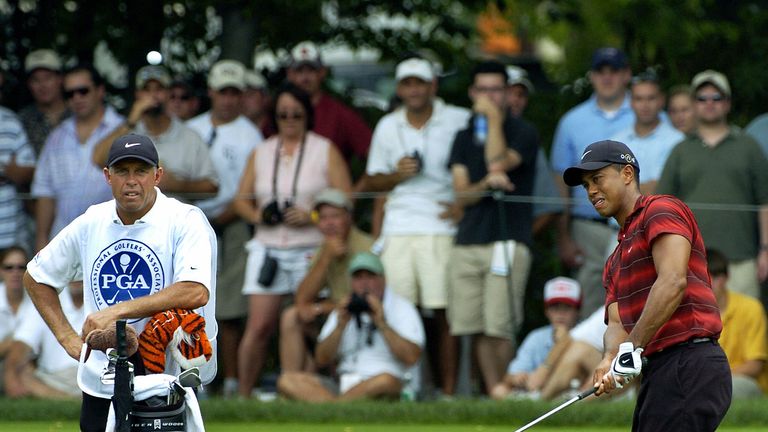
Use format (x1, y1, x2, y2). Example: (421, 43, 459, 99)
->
(0, 247, 28, 371)
(233, 83, 352, 398)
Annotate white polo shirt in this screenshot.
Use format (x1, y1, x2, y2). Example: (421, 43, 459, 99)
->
(319, 288, 425, 380)
(0, 282, 22, 341)
(14, 293, 85, 373)
(366, 99, 470, 235)
(187, 113, 263, 218)
(26, 188, 218, 395)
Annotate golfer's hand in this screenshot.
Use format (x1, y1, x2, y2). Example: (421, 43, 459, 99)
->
(610, 342, 643, 383)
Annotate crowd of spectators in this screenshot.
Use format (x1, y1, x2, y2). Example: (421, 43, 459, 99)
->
(0, 42, 766, 404)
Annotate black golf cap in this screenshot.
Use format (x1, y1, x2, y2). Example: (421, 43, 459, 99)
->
(107, 134, 159, 167)
(563, 140, 639, 186)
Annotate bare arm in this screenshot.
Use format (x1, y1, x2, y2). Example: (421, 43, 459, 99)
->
(4, 155, 35, 186)
(23, 272, 82, 359)
(451, 164, 512, 208)
(34, 197, 55, 252)
(232, 150, 260, 225)
(327, 144, 353, 194)
(157, 172, 218, 195)
(315, 303, 352, 368)
(628, 234, 691, 349)
(367, 294, 421, 366)
(3, 341, 33, 398)
(92, 122, 133, 167)
(593, 302, 629, 396)
(81, 281, 209, 337)
(294, 249, 336, 322)
(732, 359, 765, 379)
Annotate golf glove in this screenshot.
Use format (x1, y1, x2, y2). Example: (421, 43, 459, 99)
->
(609, 342, 643, 388)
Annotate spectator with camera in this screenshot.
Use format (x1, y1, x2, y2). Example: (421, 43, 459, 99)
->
(277, 252, 425, 402)
(233, 83, 352, 397)
(279, 188, 374, 373)
(364, 56, 469, 397)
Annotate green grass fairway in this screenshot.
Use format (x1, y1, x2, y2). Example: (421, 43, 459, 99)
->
(4, 423, 768, 432)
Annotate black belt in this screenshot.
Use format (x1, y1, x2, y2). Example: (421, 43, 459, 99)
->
(573, 216, 610, 225)
(651, 337, 717, 358)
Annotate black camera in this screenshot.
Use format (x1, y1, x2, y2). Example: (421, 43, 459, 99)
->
(347, 292, 370, 316)
(409, 151, 423, 173)
(261, 200, 293, 226)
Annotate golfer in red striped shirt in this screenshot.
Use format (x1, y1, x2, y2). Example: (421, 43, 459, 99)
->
(563, 139, 731, 431)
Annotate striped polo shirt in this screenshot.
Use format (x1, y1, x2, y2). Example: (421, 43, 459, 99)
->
(604, 194, 722, 355)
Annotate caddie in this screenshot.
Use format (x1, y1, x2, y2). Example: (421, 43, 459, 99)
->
(23, 133, 217, 432)
(563, 139, 731, 431)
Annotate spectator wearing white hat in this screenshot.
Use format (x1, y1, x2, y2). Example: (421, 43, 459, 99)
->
(92, 65, 218, 198)
(18, 49, 70, 156)
(490, 277, 581, 400)
(364, 56, 470, 398)
(187, 59, 264, 397)
(286, 41, 372, 168)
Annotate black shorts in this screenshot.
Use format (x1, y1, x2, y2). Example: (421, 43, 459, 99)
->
(633, 338, 732, 432)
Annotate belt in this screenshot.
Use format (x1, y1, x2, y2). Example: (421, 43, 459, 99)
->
(573, 216, 610, 225)
(651, 337, 717, 358)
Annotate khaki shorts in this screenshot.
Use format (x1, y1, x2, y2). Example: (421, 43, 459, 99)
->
(380, 235, 453, 309)
(215, 221, 250, 320)
(447, 242, 531, 340)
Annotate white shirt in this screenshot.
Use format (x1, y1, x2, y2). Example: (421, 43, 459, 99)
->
(187, 113, 263, 218)
(135, 117, 218, 185)
(319, 288, 425, 380)
(366, 99, 470, 235)
(14, 293, 85, 373)
(26, 188, 218, 395)
(0, 282, 22, 341)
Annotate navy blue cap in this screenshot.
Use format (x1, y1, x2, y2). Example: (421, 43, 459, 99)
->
(563, 140, 639, 186)
(107, 134, 159, 167)
(591, 47, 628, 70)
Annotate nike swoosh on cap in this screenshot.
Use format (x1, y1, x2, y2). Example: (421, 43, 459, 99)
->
(581, 150, 592, 160)
(125, 142, 141, 148)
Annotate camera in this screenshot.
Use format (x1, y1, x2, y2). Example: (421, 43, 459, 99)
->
(261, 200, 293, 226)
(409, 151, 423, 173)
(347, 292, 371, 316)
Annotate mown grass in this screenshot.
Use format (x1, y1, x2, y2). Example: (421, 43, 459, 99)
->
(0, 397, 766, 428)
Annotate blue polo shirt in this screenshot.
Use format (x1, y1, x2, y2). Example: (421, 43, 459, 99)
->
(507, 325, 554, 374)
(551, 94, 635, 219)
(611, 121, 684, 184)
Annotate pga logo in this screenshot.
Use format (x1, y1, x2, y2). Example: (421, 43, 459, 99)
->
(90, 239, 164, 318)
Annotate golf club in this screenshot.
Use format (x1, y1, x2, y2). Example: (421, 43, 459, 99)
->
(513, 387, 596, 432)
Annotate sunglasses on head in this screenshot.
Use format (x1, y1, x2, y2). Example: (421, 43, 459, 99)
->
(2, 264, 25, 271)
(64, 86, 92, 99)
(695, 94, 724, 103)
(277, 111, 304, 120)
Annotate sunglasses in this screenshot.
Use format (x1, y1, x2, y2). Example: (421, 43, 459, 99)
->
(170, 93, 191, 101)
(64, 86, 93, 99)
(2, 264, 26, 271)
(277, 112, 305, 120)
(695, 94, 724, 103)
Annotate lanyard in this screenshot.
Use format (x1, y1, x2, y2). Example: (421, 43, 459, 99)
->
(271, 134, 306, 202)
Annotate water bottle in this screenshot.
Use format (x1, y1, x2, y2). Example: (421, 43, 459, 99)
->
(473, 114, 488, 145)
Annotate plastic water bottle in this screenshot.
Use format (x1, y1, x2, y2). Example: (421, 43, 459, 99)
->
(473, 114, 488, 145)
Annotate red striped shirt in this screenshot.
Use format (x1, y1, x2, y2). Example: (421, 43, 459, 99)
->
(604, 195, 722, 355)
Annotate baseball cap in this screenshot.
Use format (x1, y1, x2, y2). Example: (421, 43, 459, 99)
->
(348, 252, 384, 276)
(208, 60, 246, 91)
(245, 70, 267, 89)
(289, 41, 323, 69)
(25, 49, 62, 73)
(135, 65, 171, 89)
(107, 134, 159, 167)
(691, 69, 731, 97)
(506, 65, 534, 93)
(544, 277, 581, 308)
(395, 58, 434, 82)
(314, 188, 353, 211)
(591, 47, 628, 70)
(563, 140, 640, 186)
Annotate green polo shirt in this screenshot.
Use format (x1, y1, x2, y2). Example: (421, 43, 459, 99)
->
(310, 227, 374, 302)
(657, 127, 768, 260)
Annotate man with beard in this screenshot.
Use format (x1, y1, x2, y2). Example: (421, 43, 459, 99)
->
(92, 66, 218, 199)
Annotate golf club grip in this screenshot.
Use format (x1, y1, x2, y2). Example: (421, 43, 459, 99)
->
(578, 387, 597, 399)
